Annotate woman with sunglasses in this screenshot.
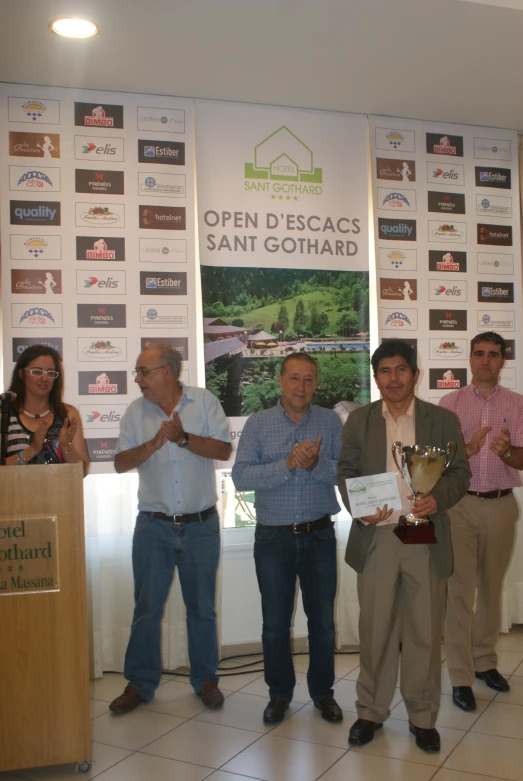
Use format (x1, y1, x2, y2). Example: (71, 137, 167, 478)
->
(4, 344, 89, 474)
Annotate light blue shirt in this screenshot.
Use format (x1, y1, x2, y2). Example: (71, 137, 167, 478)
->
(232, 400, 342, 525)
(116, 384, 230, 515)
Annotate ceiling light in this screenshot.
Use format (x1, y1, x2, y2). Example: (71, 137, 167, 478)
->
(50, 18, 99, 38)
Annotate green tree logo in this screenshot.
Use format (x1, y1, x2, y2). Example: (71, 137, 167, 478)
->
(245, 127, 322, 183)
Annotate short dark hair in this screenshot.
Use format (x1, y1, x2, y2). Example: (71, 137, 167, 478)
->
(8, 344, 67, 419)
(279, 352, 318, 377)
(470, 331, 506, 359)
(371, 340, 417, 376)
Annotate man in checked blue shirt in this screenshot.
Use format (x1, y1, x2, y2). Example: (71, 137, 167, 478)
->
(232, 353, 343, 725)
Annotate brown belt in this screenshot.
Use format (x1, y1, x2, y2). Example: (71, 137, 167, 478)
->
(466, 488, 513, 500)
(150, 505, 216, 524)
(259, 515, 333, 535)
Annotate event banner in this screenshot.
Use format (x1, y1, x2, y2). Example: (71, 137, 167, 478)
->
(195, 100, 370, 472)
(369, 117, 522, 401)
(0, 85, 196, 472)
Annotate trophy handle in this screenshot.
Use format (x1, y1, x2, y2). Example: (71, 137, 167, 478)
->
(392, 441, 403, 473)
(444, 441, 457, 471)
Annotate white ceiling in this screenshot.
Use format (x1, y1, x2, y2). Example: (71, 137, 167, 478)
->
(1, 0, 523, 131)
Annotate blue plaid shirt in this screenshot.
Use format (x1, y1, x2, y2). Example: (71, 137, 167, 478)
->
(232, 400, 342, 525)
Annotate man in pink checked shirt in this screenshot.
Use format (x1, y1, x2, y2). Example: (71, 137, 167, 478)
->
(440, 332, 523, 714)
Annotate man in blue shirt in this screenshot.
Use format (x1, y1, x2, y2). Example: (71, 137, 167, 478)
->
(232, 353, 343, 724)
(109, 344, 231, 715)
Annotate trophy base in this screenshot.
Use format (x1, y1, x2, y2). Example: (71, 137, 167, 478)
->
(393, 516, 437, 545)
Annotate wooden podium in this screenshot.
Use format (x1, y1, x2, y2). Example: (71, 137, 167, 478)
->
(0, 464, 91, 772)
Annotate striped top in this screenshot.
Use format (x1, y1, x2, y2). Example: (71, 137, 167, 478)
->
(6, 410, 65, 464)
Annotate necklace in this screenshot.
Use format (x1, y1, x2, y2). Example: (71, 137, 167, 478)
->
(21, 408, 51, 419)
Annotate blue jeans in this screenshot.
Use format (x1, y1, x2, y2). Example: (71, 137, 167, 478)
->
(254, 522, 337, 703)
(124, 511, 220, 700)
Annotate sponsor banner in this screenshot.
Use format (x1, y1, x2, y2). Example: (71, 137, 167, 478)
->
(426, 133, 464, 157)
(76, 270, 126, 295)
(378, 217, 416, 241)
(429, 280, 467, 301)
(380, 278, 417, 301)
(8, 96, 60, 125)
(378, 248, 417, 271)
(377, 187, 416, 211)
(428, 220, 466, 243)
(75, 202, 125, 227)
(9, 132, 60, 159)
(75, 169, 125, 195)
(476, 195, 512, 218)
(477, 282, 514, 303)
(12, 337, 63, 360)
(505, 340, 516, 360)
(429, 368, 468, 390)
(428, 250, 467, 273)
(475, 166, 511, 189)
(76, 236, 126, 262)
(78, 371, 128, 395)
(380, 308, 418, 331)
(137, 106, 186, 133)
(139, 237, 187, 264)
(427, 191, 466, 215)
(139, 271, 187, 295)
(374, 127, 416, 152)
(477, 223, 512, 246)
(11, 303, 63, 328)
(140, 336, 189, 360)
(138, 172, 186, 198)
(499, 366, 516, 389)
(74, 103, 124, 129)
(474, 138, 511, 161)
(426, 161, 465, 186)
(11, 269, 62, 295)
(429, 309, 467, 330)
(9, 165, 61, 192)
(477, 311, 515, 331)
(86, 437, 118, 463)
(74, 135, 125, 161)
(77, 337, 127, 361)
(376, 158, 416, 182)
(140, 304, 188, 328)
(10, 234, 62, 260)
(10, 200, 60, 226)
(477, 252, 514, 275)
(80, 405, 127, 428)
(139, 204, 186, 230)
(77, 304, 126, 328)
(137, 139, 185, 165)
(429, 338, 467, 359)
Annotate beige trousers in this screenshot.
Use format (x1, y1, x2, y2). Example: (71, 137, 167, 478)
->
(445, 492, 518, 687)
(356, 525, 446, 728)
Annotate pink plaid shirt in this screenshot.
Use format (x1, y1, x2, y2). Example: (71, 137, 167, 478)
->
(439, 383, 523, 492)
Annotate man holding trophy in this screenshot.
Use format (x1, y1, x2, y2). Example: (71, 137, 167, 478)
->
(338, 341, 469, 753)
(440, 332, 523, 713)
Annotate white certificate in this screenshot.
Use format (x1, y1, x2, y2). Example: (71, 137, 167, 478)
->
(345, 472, 402, 516)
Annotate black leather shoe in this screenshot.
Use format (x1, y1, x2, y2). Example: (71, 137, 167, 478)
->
(348, 718, 383, 746)
(314, 695, 343, 722)
(409, 723, 441, 753)
(475, 669, 510, 692)
(452, 686, 477, 712)
(263, 697, 289, 724)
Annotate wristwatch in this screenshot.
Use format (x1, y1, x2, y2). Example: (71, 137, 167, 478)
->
(502, 446, 512, 460)
(178, 431, 190, 449)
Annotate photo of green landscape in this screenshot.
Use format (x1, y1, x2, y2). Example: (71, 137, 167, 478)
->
(201, 266, 371, 417)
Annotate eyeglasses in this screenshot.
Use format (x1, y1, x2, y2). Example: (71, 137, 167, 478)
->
(24, 368, 59, 379)
(132, 365, 167, 378)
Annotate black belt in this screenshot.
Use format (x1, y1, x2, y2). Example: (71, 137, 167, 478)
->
(466, 488, 513, 500)
(259, 515, 333, 535)
(150, 505, 216, 524)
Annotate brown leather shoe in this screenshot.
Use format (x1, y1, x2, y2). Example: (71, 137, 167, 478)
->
(109, 685, 146, 714)
(199, 680, 225, 708)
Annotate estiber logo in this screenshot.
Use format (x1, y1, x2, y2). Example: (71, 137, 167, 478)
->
(245, 127, 323, 199)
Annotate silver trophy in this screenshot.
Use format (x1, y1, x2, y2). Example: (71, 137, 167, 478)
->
(391, 441, 457, 543)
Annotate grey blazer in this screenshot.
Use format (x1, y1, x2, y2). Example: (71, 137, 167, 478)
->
(337, 397, 470, 578)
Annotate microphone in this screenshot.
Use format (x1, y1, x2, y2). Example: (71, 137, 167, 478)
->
(0, 391, 17, 403)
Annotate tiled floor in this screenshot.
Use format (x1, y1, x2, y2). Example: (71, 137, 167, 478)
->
(4, 630, 523, 781)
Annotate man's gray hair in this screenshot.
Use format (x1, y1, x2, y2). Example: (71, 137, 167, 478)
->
(155, 344, 183, 378)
